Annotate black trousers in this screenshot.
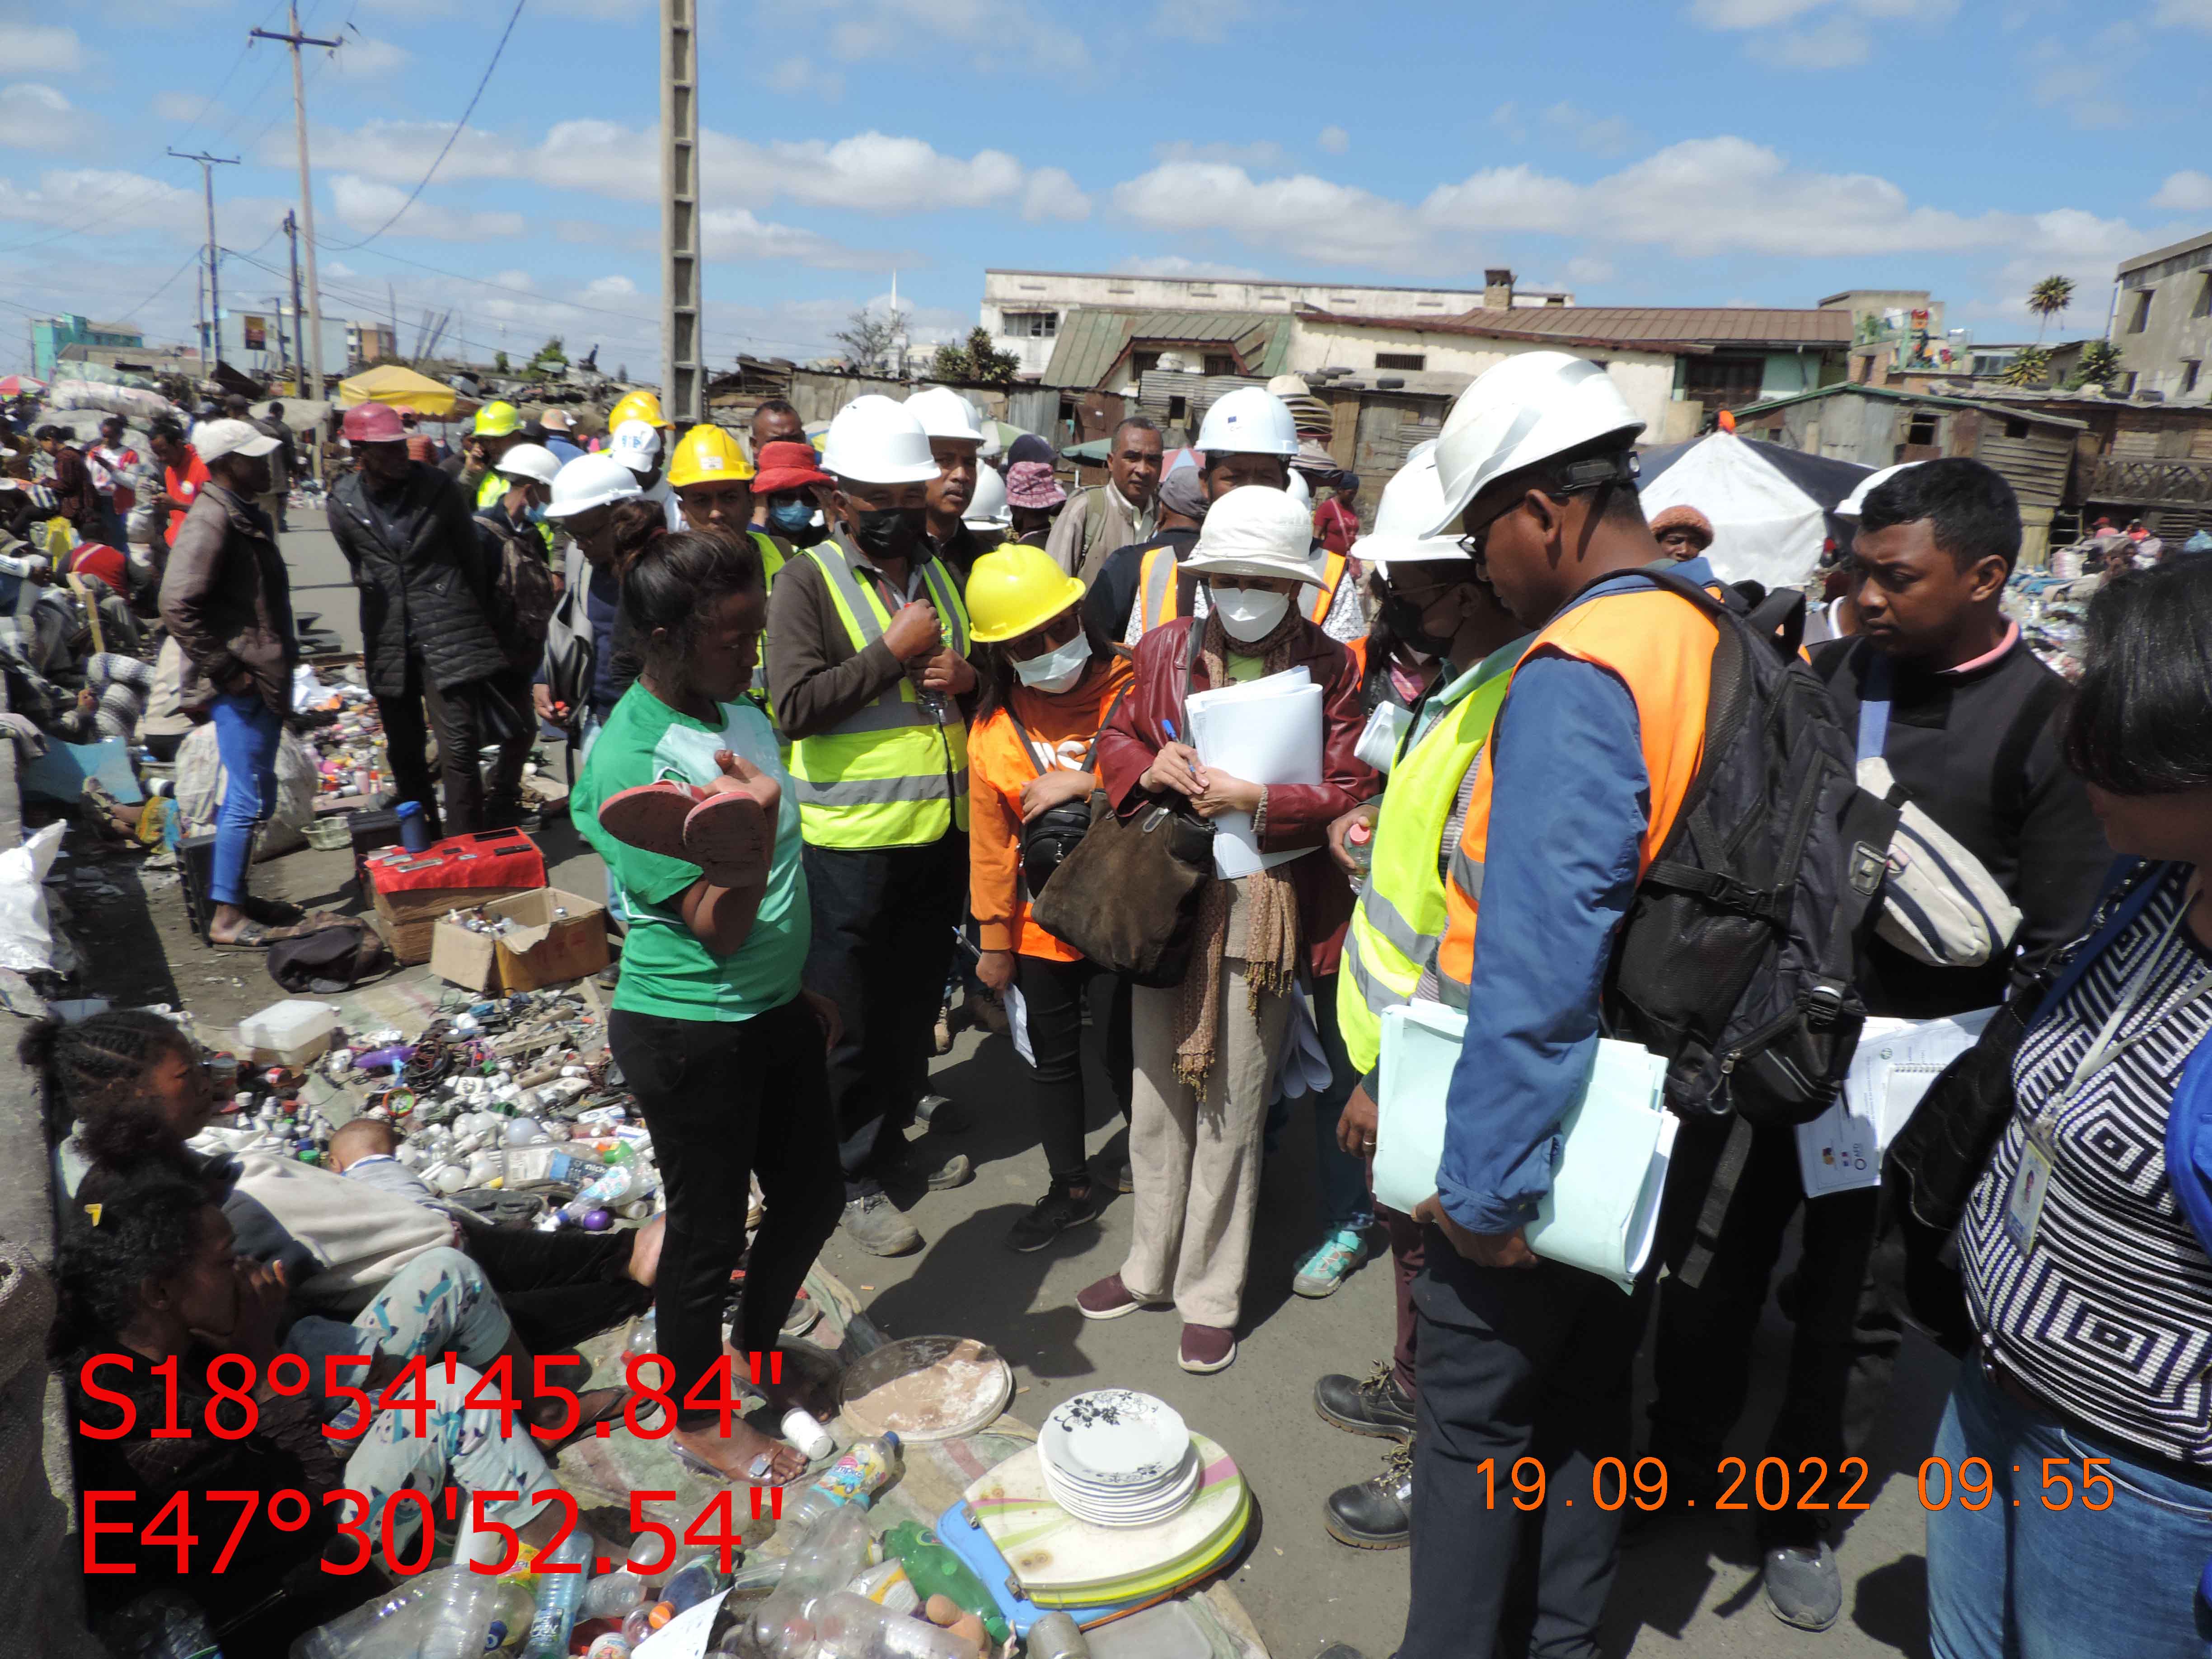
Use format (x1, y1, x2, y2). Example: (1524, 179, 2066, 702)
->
(376, 655, 526, 838)
(462, 1223, 649, 1354)
(607, 999, 843, 1419)
(1014, 953, 1133, 1189)
(1403, 1247, 1651, 1659)
(801, 835, 966, 1200)
(1647, 1117, 1900, 1547)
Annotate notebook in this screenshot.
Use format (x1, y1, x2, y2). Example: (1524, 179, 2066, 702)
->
(1373, 1002, 1677, 1293)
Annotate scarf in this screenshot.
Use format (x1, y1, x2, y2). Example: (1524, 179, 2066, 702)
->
(1172, 605, 1307, 1092)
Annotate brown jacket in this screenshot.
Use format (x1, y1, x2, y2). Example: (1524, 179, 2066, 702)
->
(763, 530, 976, 741)
(159, 482, 298, 718)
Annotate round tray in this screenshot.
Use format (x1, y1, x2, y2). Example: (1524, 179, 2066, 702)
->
(837, 1335, 1014, 1443)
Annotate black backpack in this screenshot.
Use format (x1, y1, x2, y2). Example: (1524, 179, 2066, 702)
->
(1601, 572, 1897, 1278)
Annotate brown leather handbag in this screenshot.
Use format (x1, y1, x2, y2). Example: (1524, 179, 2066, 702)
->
(1029, 647, 1216, 986)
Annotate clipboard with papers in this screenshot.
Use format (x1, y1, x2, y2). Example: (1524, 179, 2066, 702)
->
(1793, 1008, 1996, 1199)
(1372, 1001, 1678, 1293)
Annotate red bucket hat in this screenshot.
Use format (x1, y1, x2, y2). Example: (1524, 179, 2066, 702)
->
(751, 440, 833, 495)
(343, 403, 407, 443)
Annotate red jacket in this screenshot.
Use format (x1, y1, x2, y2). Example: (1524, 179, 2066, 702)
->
(1096, 615, 1378, 977)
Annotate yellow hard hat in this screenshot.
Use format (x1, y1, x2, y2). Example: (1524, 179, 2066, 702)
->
(667, 423, 755, 490)
(965, 543, 1086, 644)
(474, 400, 521, 438)
(608, 389, 667, 431)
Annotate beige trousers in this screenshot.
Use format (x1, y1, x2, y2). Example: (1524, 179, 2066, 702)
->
(1120, 965, 1291, 1330)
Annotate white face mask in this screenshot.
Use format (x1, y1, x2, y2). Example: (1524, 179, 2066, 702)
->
(1212, 585, 1290, 642)
(1012, 631, 1091, 694)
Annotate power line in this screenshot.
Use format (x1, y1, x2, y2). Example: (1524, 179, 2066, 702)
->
(323, 0, 527, 253)
(115, 248, 209, 323)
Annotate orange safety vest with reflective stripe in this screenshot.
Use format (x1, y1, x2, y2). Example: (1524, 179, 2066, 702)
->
(1432, 581, 1718, 1005)
(1134, 544, 1351, 636)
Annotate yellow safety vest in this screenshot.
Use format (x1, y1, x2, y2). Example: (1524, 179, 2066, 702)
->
(786, 539, 972, 849)
(1134, 544, 1349, 637)
(478, 469, 557, 555)
(1336, 643, 1523, 1073)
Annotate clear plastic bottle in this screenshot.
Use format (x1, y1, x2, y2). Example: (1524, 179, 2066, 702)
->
(810, 1592, 978, 1659)
(521, 1530, 597, 1657)
(747, 1505, 875, 1654)
(782, 1432, 902, 1532)
(576, 1565, 649, 1622)
(289, 1576, 446, 1659)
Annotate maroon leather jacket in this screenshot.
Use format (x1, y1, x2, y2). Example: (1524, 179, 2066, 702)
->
(1096, 615, 1379, 977)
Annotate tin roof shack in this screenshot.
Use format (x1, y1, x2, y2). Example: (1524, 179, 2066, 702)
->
(1735, 382, 2085, 566)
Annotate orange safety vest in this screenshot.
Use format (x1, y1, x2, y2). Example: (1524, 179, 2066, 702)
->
(1134, 545, 1350, 636)
(1433, 581, 1718, 1004)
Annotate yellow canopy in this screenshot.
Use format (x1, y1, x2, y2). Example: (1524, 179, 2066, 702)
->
(336, 364, 476, 421)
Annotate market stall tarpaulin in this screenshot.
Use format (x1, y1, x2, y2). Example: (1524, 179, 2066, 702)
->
(336, 363, 476, 421)
(1637, 431, 1872, 591)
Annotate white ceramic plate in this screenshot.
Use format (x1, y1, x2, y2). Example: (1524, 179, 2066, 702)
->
(1044, 1446, 1198, 1509)
(1040, 1391, 1192, 1489)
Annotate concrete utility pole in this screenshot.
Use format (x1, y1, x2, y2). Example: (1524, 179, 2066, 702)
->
(252, 6, 340, 403)
(659, 0, 704, 426)
(168, 149, 238, 371)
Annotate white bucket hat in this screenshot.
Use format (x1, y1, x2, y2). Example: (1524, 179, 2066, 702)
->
(1181, 486, 1326, 584)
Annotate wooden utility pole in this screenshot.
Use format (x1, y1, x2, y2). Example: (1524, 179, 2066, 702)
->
(283, 210, 307, 392)
(168, 149, 238, 371)
(251, 6, 340, 402)
(660, 0, 704, 426)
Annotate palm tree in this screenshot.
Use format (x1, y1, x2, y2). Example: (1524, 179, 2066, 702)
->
(2004, 345, 2054, 388)
(2029, 276, 2076, 343)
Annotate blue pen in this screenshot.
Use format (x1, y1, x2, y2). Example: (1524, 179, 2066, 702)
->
(1162, 718, 1177, 742)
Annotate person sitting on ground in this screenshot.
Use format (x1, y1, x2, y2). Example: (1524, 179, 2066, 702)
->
(1650, 503, 1715, 562)
(33, 1009, 661, 1358)
(575, 528, 845, 1484)
(2125, 517, 2165, 570)
(59, 1160, 578, 1653)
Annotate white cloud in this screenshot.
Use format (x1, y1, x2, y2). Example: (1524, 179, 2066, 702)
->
(0, 23, 83, 72)
(1151, 0, 1250, 41)
(1748, 14, 1873, 66)
(2153, 169, 2212, 211)
(1543, 103, 1635, 156)
(2153, 0, 2212, 28)
(0, 84, 97, 154)
(1112, 162, 1434, 267)
(1565, 255, 1616, 284)
(1489, 102, 1527, 143)
(152, 90, 222, 124)
(580, 274, 637, 299)
(1691, 0, 1954, 67)
(821, 0, 1089, 73)
(1114, 255, 1269, 280)
(1317, 125, 1349, 155)
(0, 168, 286, 240)
(1021, 166, 1092, 222)
(328, 35, 411, 77)
(2025, 38, 2132, 130)
(328, 175, 527, 242)
(769, 56, 844, 98)
(698, 208, 891, 269)
(1153, 139, 1285, 168)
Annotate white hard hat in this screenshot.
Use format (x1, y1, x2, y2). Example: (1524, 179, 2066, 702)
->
(1195, 386, 1300, 459)
(609, 418, 662, 475)
(1426, 351, 1645, 537)
(904, 386, 985, 446)
(543, 452, 643, 519)
(963, 464, 1010, 529)
(493, 442, 561, 488)
(1182, 486, 1326, 585)
(1350, 441, 1468, 566)
(1285, 469, 1311, 510)
(1837, 460, 1921, 519)
(820, 394, 940, 485)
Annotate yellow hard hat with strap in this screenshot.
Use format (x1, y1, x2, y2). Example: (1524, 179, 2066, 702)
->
(667, 423, 755, 489)
(964, 543, 1084, 644)
(474, 400, 521, 438)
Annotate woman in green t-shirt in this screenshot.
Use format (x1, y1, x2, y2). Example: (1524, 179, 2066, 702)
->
(576, 530, 843, 1486)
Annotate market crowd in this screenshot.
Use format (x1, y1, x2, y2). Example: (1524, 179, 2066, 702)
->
(33, 352, 2212, 1659)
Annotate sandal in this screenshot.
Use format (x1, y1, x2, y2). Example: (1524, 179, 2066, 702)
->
(597, 782, 705, 862)
(670, 1434, 806, 1487)
(241, 895, 307, 926)
(532, 1385, 634, 1453)
(208, 919, 308, 950)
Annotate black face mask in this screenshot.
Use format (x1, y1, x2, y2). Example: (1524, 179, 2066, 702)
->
(1379, 590, 1456, 659)
(848, 505, 930, 564)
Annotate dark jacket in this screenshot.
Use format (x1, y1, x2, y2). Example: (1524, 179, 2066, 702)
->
(1096, 614, 1378, 977)
(328, 463, 506, 696)
(158, 483, 298, 718)
(1812, 631, 2109, 1017)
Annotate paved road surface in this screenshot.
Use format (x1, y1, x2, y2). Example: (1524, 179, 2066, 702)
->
(272, 516, 1949, 1659)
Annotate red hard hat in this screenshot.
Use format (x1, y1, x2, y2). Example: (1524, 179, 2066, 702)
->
(343, 403, 406, 443)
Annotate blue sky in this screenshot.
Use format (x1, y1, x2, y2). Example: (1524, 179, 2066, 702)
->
(1, 0, 2208, 380)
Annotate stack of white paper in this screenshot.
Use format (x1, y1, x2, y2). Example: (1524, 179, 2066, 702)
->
(1184, 668, 1321, 879)
(1794, 1008, 1997, 1198)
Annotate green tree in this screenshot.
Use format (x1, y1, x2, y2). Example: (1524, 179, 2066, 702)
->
(2065, 339, 2123, 389)
(2028, 275, 2075, 343)
(930, 327, 1022, 388)
(493, 349, 510, 373)
(528, 336, 568, 375)
(833, 309, 899, 376)
(2003, 344, 2054, 387)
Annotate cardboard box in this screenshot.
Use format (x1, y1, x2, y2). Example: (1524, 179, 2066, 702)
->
(431, 888, 609, 993)
(366, 830, 548, 964)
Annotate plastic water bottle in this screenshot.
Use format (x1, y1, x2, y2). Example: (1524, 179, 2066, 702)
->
(521, 1530, 597, 1657)
(420, 1568, 534, 1659)
(810, 1591, 979, 1659)
(748, 1505, 875, 1653)
(289, 1578, 446, 1658)
(562, 1166, 635, 1223)
(576, 1565, 649, 1622)
(782, 1433, 902, 1532)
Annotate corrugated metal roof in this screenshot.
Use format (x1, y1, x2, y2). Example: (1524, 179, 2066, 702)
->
(1301, 305, 1852, 351)
(1040, 308, 1291, 388)
(1736, 381, 2088, 431)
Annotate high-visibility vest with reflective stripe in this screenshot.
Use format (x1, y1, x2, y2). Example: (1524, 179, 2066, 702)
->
(743, 530, 790, 742)
(1433, 582, 1718, 1007)
(477, 468, 556, 555)
(1134, 544, 1350, 638)
(787, 540, 973, 848)
(1336, 647, 1520, 1073)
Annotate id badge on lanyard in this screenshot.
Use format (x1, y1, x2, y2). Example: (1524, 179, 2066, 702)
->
(2001, 896, 2212, 1259)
